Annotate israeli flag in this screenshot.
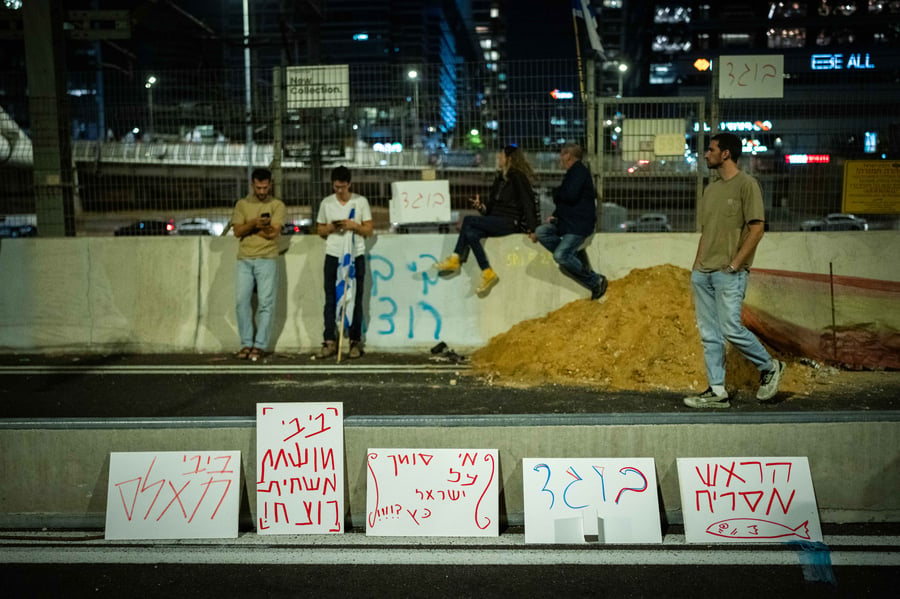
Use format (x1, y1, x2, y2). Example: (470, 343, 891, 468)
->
(335, 207, 356, 330)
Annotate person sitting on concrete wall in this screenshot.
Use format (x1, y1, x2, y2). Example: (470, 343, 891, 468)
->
(534, 143, 607, 300)
(434, 145, 538, 297)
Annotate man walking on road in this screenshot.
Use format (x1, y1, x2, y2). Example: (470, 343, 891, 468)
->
(684, 132, 784, 409)
(533, 143, 607, 300)
(231, 168, 285, 362)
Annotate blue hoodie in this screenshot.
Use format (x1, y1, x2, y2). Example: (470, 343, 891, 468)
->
(551, 160, 596, 237)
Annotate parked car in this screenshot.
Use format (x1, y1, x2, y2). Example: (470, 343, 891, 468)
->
(623, 213, 672, 233)
(0, 222, 37, 238)
(176, 217, 219, 236)
(114, 220, 176, 236)
(800, 213, 868, 231)
(282, 218, 313, 235)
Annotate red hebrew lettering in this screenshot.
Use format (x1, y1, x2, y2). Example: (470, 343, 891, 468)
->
(156, 480, 191, 522)
(761, 64, 777, 80)
(448, 468, 462, 483)
(766, 488, 796, 516)
(304, 412, 332, 438)
(320, 447, 336, 472)
(694, 464, 717, 487)
(283, 417, 306, 442)
(139, 458, 166, 520)
(460, 452, 479, 467)
(696, 490, 715, 512)
(296, 501, 322, 526)
(189, 477, 231, 522)
(447, 490, 462, 501)
(328, 500, 341, 533)
(258, 480, 282, 496)
(432, 192, 446, 205)
(407, 508, 422, 525)
(182, 454, 205, 475)
(327, 407, 339, 417)
(257, 448, 290, 484)
(721, 492, 737, 510)
(261, 406, 273, 416)
(720, 461, 747, 487)
(741, 461, 764, 483)
(274, 502, 289, 523)
(295, 445, 309, 469)
(206, 455, 234, 475)
(462, 474, 478, 486)
(302, 476, 321, 492)
(766, 462, 793, 484)
(323, 474, 337, 495)
(474, 453, 495, 530)
(741, 490, 765, 512)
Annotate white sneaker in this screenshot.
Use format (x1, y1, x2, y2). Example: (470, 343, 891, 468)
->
(757, 360, 786, 402)
(684, 387, 730, 409)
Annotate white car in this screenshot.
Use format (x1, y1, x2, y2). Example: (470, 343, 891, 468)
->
(623, 213, 672, 233)
(177, 218, 221, 236)
(800, 213, 868, 231)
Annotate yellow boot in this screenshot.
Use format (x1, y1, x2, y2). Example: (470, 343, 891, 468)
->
(435, 253, 460, 276)
(476, 267, 499, 296)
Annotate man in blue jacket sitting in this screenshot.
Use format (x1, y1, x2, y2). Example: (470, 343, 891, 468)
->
(533, 143, 607, 300)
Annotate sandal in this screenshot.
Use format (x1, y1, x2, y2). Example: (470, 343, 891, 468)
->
(236, 347, 252, 360)
(249, 347, 264, 362)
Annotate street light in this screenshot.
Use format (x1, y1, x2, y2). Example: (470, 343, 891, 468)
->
(617, 63, 628, 98)
(407, 69, 420, 148)
(145, 75, 157, 141)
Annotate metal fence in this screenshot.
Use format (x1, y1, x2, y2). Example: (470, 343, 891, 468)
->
(1, 59, 898, 236)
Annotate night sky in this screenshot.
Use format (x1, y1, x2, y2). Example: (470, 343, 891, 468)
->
(506, 0, 581, 61)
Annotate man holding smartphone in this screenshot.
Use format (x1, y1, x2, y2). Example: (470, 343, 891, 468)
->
(231, 168, 285, 361)
(316, 165, 373, 359)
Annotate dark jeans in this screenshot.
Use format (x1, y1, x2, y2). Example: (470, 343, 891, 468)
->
(535, 222, 600, 290)
(323, 254, 366, 343)
(453, 215, 518, 270)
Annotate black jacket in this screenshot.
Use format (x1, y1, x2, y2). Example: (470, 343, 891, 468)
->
(482, 168, 538, 233)
(551, 160, 596, 237)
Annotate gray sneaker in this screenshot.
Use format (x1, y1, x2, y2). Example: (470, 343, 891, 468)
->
(757, 360, 786, 402)
(684, 387, 730, 409)
(317, 340, 337, 359)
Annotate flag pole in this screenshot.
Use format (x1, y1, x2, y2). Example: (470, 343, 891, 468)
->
(572, 6, 585, 102)
(336, 227, 355, 364)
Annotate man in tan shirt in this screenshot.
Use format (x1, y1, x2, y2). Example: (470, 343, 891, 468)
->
(231, 168, 285, 361)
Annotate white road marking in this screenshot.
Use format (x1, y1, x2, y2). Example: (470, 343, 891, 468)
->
(0, 364, 465, 375)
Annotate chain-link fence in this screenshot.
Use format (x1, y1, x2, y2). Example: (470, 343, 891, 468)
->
(1, 59, 897, 236)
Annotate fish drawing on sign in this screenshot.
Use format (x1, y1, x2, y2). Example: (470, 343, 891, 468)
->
(706, 518, 810, 540)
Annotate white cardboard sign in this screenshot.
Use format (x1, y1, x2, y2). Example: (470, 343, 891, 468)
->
(677, 457, 823, 543)
(256, 402, 344, 534)
(366, 448, 499, 537)
(389, 180, 451, 224)
(105, 451, 241, 540)
(718, 55, 784, 99)
(522, 458, 662, 544)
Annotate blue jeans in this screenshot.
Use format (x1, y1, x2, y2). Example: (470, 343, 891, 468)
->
(454, 215, 518, 270)
(236, 258, 278, 350)
(691, 269, 773, 386)
(535, 222, 600, 290)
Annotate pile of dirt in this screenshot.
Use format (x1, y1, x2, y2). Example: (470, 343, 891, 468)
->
(471, 264, 833, 395)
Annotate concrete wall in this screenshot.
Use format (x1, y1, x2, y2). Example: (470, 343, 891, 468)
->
(1, 231, 897, 353)
(2, 417, 898, 529)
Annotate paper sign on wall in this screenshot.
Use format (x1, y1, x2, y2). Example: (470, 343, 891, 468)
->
(718, 55, 784, 98)
(105, 451, 241, 540)
(256, 402, 344, 534)
(389, 180, 451, 225)
(677, 456, 823, 544)
(366, 448, 499, 537)
(522, 458, 662, 544)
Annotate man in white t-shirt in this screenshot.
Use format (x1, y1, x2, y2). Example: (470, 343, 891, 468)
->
(315, 166, 373, 359)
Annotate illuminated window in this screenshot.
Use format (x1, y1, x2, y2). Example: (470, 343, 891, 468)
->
(490, 8, 499, 18)
(480, 40, 492, 49)
(721, 32, 752, 46)
(767, 28, 806, 48)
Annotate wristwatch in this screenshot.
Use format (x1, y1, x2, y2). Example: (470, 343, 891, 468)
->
(725, 265, 736, 273)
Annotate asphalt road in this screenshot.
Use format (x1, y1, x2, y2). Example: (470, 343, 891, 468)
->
(1, 352, 898, 419)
